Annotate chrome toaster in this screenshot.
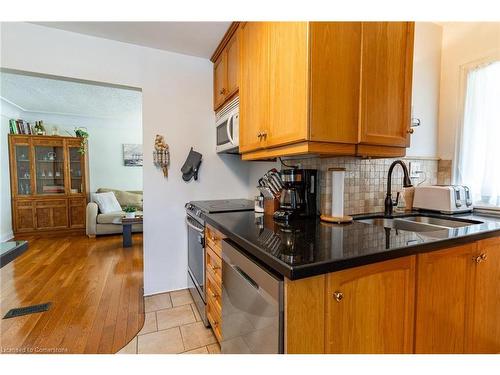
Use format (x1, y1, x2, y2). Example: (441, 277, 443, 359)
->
(413, 185, 473, 214)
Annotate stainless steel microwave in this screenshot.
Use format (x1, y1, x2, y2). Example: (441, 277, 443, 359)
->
(216, 96, 239, 154)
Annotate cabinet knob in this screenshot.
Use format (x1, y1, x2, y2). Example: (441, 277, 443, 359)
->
(211, 291, 218, 298)
(261, 131, 267, 138)
(257, 132, 262, 139)
(474, 253, 487, 263)
(219, 88, 226, 95)
(333, 291, 344, 302)
(407, 128, 414, 134)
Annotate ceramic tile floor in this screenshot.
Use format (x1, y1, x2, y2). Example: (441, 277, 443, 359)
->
(117, 289, 220, 354)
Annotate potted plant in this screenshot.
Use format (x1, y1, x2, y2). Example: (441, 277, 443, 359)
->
(123, 206, 137, 219)
(74, 127, 89, 154)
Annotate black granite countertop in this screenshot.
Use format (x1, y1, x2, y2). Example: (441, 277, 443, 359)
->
(204, 210, 500, 280)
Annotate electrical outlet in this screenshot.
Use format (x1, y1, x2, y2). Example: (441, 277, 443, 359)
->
(409, 162, 422, 178)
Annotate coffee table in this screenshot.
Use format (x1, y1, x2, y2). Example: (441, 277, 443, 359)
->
(113, 216, 143, 248)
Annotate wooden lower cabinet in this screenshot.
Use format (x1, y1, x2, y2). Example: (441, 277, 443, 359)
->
(13, 197, 86, 234)
(285, 237, 500, 354)
(415, 240, 500, 354)
(35, 199, 68, 229)
(69, 198, 86, 228)
(325, 256, 415, 354)
(205, 224, 225, 345)
(414, 244, 475, 353)
(285, 256, 416, 354)
(467, 238, 500, 353)
(14, 200, 36, 232)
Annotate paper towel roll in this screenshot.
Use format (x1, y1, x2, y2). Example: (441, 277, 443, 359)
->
(330, 168, 345, 218)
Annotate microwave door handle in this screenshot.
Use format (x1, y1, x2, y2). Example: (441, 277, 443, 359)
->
(226, 114, 235, 145)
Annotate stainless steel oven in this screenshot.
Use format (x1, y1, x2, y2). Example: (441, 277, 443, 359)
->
(185, 212, 208, 326)
(185, 199, 255, 328)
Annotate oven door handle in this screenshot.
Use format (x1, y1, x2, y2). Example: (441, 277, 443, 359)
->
(185, 216, 204, 234)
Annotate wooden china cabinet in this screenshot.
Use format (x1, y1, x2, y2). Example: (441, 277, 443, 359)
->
(8, 135, 89, 235)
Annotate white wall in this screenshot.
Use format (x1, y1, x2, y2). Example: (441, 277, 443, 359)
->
(407, 22, 442, 158)
(1, 22, 254, 294)
(20, 111, 143, 192)
(0, 99, 20, 241)
(438, 22, 500, 160)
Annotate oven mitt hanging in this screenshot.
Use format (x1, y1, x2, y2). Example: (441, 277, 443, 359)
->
(181, 147, 202, 182)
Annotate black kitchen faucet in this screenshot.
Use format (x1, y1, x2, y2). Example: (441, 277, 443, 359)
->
(384, 160, 413, 216)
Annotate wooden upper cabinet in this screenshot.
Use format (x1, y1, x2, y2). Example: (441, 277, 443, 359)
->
(212, 24, 240, 111)
(325, 256, 415, 354)
(225, 29, 240, 98)
(467, 238, 500, 353)
(266, 22, 308, 148)
(414, 244, 476, 354)
(239, 22, 269, 153)
(359, 22, 414, 147)
(309, 22, 361, 144)
(233, 21, 415, 160)
(213, 54, 227, 110)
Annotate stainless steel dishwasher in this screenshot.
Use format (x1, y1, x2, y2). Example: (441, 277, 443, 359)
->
(221, 239, 283, 354)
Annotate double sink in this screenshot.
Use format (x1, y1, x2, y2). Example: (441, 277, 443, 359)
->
(356, 214, 483, 233)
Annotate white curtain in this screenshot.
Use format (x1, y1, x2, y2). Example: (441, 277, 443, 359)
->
(456, 60, 500, 207)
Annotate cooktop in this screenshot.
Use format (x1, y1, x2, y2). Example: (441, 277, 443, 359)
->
(189, 199, 254, 213)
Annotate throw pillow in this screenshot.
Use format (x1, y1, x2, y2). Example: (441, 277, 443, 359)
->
(92, 192, 122, 214)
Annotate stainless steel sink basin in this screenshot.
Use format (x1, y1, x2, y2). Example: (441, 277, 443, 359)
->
(402, 216, 482, 228)
(356, 215, 483, 232)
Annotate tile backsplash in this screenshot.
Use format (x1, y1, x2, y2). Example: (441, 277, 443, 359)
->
(284, 156, 439, 215)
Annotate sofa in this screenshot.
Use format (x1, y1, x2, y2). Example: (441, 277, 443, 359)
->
(86, 188, 143, 238)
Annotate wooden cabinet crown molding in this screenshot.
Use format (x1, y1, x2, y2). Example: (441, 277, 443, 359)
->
(210, 22, 240, 62)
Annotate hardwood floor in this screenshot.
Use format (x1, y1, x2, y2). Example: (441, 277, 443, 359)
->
(0, 234, 144, 354)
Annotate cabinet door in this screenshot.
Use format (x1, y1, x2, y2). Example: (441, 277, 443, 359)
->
(14, 200, 35, 232)
(467, 238, 500, 353)
(225, 29, 240, 98)
(266, 22, 308, 148)
(69, 198, 86, 228)
(325, 256, 415, 354)
(239, 22, 269, 153)
(415, 244, 476, 353)
(213, 53, 227, 110)
(359, 22, 414, 147)
(10, 139, 34, 197)
(33, 138, 66, 195)
(309, 22, 361, 144)
(35, 199, 68, 230)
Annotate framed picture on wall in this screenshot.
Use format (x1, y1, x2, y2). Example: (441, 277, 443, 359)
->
(123, 144, 143, 167)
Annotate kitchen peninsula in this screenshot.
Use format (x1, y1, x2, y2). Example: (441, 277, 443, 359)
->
(204, 210, 500, 354)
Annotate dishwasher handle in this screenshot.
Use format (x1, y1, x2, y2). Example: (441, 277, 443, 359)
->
(231, 264, 259, 290)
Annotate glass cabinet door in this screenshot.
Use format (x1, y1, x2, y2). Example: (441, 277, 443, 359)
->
(15, 145, 32, 195)
(35, 145, 65, 195)
(68, 147, 83, 194)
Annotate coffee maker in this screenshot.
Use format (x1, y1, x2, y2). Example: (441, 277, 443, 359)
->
(273, 169, 318, 222)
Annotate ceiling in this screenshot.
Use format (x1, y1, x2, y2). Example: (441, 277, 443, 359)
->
(33, 22, 231, 58)
(1, 71, 142, 121)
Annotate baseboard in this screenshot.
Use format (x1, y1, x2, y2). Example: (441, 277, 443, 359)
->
(0, 231, 14, 242)
(143, 286, 188, 297)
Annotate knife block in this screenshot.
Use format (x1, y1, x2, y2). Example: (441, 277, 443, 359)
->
(264, 198, 280, 216)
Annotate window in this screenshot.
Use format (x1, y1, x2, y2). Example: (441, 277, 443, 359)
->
(455, 60, 500, 207)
